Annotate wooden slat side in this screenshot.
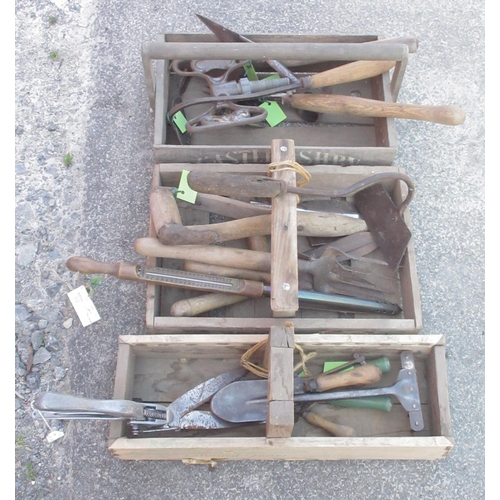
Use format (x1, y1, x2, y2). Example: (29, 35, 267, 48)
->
(153, 146, 396, 166)
(149, 317, 417, 334)
(145, 164, 161, 333)
(152, 34, 168, 145)
(108, 342, 136, 444)
(267, 325, 295, 437)
(427, 345, 454, 439)
(393, 169, 422, 332)
(270, 139, 299, 316)
(109, 436, 454, 461)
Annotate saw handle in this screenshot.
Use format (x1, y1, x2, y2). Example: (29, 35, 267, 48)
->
(66, 256, 139, 281)
(315, 364, 382, 392)
(290, 94, 466, 126)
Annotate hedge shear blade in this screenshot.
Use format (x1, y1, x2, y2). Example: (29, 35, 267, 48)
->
(33, 367, 253, 433)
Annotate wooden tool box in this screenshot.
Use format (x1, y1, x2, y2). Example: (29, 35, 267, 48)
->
(104, 32, 453, 462)
(108, 333, 453, 461)
(142, 162, 422, 334)
(142, 33, 410, 165)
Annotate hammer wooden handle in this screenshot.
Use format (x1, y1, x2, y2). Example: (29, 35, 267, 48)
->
(291, 94, 466, 125)
(303, 411, 356, 437)
(315, 364, 382, 392)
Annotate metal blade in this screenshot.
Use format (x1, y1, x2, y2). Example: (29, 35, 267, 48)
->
(167, 367, 248, 428)
(196, 14, 250, 43)
(353, 184, 412, 271)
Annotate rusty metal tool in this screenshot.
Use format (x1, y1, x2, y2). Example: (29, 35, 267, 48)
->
(168, 15, 465, 128)
(150, 186, 367, 246)
(167, 15, 407, 132)
(185, 170, 414, 270)
(66, 256, 401, 315)
(185, 171, 414, 213)
(210, 351, 424, 431)
(34, 367, 259, 433)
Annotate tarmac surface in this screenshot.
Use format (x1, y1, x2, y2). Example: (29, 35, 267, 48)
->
(14, 1, 485, 498)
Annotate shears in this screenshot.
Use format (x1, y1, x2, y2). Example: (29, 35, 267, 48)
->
(33, 367, 263, 436)
(167, 15, 465, 132)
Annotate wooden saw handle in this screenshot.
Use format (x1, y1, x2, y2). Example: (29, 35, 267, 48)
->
(291, 94, 466, 125)
(315, 364, 382, 392)
(303, 411, 356, 437)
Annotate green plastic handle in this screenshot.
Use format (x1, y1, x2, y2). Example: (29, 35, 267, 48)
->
(367, 356, 391, 373)
(329, 396, 393, 412)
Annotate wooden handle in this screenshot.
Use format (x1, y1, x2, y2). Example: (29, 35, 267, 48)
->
(291, 94, 466, 125)
(157, 211, 367, 246)
(170, 293, 248, 317)
(134, 238, 272, 271)
(315, 364, 382, 392)
(309, 60, 396, 88)
(303, 411, 356, 437)
(158, 215, 273, 246)
(150, 187, 182, 236)
(66, 257, 139, 281)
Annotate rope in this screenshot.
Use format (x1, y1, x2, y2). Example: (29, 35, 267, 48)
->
(267, 160, 312, 187)
(240, 338, 317, 379)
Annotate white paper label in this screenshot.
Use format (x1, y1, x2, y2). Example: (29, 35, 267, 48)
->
(47, 430, 64, 443)
(67, 286, 101, 327)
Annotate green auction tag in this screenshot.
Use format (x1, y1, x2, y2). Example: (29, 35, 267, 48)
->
(259, 100, 287, 127)
(172, 111, 188, 133)
(175, 170, 198, 204)
(243, 62, 258, 81)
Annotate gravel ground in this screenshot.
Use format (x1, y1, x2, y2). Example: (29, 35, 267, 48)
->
(15, 1, 485, 499)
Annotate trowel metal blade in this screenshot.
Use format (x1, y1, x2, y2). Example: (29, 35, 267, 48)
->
(353, 184, 411, 271)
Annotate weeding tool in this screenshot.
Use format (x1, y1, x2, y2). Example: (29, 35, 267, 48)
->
(210, 351, 424, 431)
(34, 367, 261, 434)
(66, 256, 401, 315)
(185, 170, 414, 270)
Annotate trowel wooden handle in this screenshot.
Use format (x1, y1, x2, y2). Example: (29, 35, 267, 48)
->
(309, 60, 396, 88)
(170, 293, 248, 317)
(315, 364, 382, 392)
(291, 94, 466, 125)
(66, 256, 139, 281)
(303, 411, 356, 437)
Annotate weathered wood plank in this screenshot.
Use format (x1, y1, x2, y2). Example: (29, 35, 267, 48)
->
(270, 139, 299, 316)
